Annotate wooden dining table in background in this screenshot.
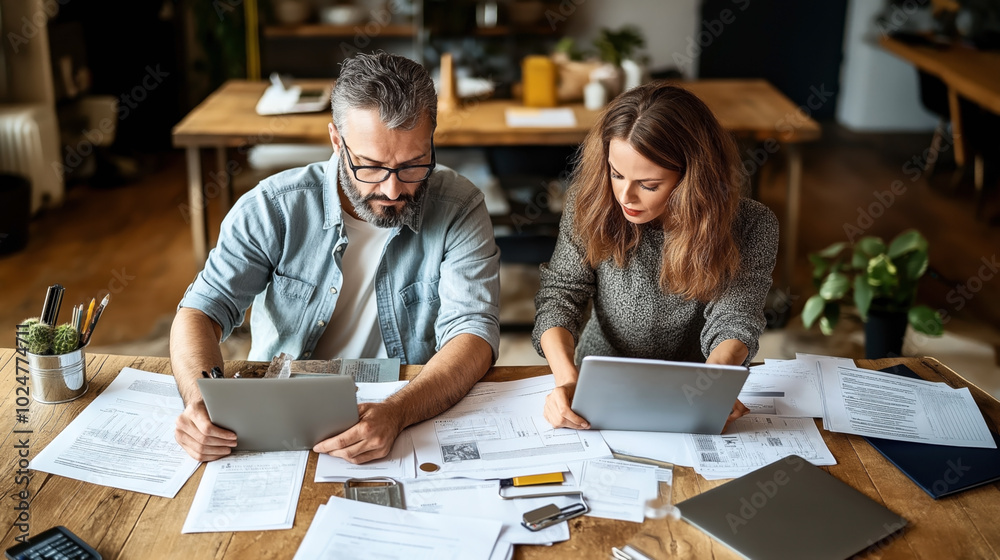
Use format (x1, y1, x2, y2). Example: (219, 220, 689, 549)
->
(2, 350, 997, 559)
(171, 78, 820, 292)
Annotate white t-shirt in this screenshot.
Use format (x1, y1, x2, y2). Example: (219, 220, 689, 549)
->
(312, 211, 393, 359)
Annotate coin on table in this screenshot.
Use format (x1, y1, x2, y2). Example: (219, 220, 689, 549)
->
(419, 462, 440, 473)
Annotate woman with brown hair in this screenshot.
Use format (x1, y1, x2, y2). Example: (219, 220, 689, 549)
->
(533, 81, 779, 430)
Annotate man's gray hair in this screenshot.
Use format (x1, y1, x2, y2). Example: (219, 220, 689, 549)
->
(331, 51, 437, 136)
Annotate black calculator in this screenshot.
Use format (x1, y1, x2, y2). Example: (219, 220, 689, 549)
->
(4, 526, 101, 560)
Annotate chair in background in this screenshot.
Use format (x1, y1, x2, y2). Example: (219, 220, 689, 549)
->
(917, 69, 953, 178)
(485, 145, 576, 263)
(917, 69, 1000, 219)
(483, 145, 576, 332)
(0, 0, 64, 214)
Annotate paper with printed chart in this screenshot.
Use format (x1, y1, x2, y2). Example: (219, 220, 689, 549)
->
(182, 450, 308, 533)
(294, 496, 502, 560)
(817, 361, 997, 448)
(409, 375, 612, 479)
(739, 360, 825, 417)
(29, 367, 201, 498)
(687, 415, 836, 480)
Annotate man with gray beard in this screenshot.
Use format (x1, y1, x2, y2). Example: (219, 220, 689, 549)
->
(170, 52, 500, 464)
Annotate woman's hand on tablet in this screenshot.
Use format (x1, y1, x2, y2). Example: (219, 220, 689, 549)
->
(722, 398, 751, 433)
(544, 384, 591, 430)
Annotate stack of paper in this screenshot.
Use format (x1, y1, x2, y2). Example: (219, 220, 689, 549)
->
(314, 381, 417, 482)
(294, 496, 503, 560)
(404, 478, 575, 560)
(687, 415, 837, 480)
(567, 458, 665, 522)
(409, 375, 613, 479)
(29, 367, 201, 498)
(182, 450, 308, 533)
(816, 360, 997, 449)
(504, 107, 577, 127)
(739, 358, 826, 417)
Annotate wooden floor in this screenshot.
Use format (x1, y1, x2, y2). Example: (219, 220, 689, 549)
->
(3, 122, 999, 362)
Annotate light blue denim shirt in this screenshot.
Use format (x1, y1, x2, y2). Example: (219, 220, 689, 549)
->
(179, 154, 501, 364)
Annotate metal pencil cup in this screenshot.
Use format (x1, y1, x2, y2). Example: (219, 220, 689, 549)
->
(26, 346, 88, 403)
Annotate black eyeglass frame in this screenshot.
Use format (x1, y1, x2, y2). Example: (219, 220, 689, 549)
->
(341, 140, 436, 184)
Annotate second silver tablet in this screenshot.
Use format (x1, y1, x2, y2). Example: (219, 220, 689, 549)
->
(199, 375, 359, 451)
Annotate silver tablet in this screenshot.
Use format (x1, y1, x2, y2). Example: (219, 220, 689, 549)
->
(571, 356, 750, 433)
(198, 375, 359, 451)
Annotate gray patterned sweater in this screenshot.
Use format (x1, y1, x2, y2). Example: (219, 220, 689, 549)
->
(532, 196, 779, 366)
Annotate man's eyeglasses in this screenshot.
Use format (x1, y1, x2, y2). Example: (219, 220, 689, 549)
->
(342, 140, 436, 184)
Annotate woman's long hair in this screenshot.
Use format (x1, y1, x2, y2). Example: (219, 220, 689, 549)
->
(572, 81, 744, 301)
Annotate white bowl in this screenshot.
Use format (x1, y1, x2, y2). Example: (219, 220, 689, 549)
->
(321, 5, 367, 25)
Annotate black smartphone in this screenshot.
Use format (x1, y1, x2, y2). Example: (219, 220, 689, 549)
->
(5, 526, 101, 560)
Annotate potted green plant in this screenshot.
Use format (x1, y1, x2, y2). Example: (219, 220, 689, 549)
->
(591, 25, 648, 96)
(802, 229, 944, 359)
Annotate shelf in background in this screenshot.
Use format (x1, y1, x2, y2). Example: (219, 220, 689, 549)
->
(263, 23, 418, 38)
(473, 25, 557, 36)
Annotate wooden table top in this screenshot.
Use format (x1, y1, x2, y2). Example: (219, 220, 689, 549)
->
(4, 351, 994, 559)
(880, 36, 1000, 115)
(170, 78, 820, 149)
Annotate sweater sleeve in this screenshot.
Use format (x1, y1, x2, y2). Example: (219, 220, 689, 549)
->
(700, 199, 780, 365)
(532, 194, 597, 357)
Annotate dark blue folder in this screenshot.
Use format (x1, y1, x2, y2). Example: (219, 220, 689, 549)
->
(863, 364, 1000, 499)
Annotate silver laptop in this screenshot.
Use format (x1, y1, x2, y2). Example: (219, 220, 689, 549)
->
(571, 356, 750, 433)
(198, 376, 359, 451)
(677, 454, 907, 559)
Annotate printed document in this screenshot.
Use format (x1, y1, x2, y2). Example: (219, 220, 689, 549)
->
(30, 367, 200, 498)
(182, 450, 308, 533)
(315, 432, 416, 482)
(599, 430, 695, 467)
(314, 381, 416, 482)
(403, 478, 573, 547)
(410, 374, 610, 478)
(740, 360, 825, 417)
(294, 496, 502, 560)
(688, 415, 836, 480)
(817, 362, 997, 448)
(572, 458, 659, 523)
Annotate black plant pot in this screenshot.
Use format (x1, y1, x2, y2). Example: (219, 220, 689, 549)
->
(864, 309, 909, 359)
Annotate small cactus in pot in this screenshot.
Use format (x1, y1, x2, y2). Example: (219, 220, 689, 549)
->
(17, 317, 81, 355)
(52, 323, 81, 354)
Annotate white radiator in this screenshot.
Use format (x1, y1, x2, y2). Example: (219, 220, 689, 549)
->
(0, 104, 64, 214)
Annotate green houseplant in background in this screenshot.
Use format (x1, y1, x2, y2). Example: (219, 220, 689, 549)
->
(803, 229, 944, 358)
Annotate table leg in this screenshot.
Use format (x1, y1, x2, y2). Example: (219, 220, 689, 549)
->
(947, 87, 966, 168)
(783, 143, 802, 291)
(216, 146, 233, 215)
(186, 147, 208, 267)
